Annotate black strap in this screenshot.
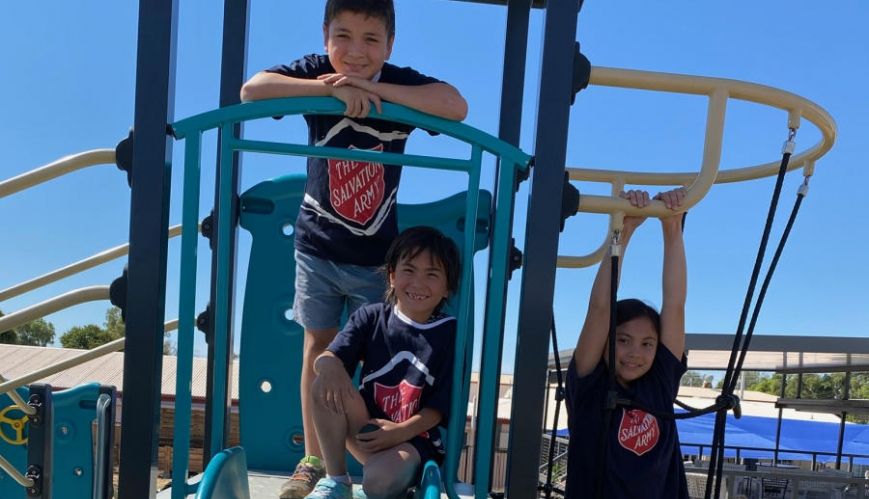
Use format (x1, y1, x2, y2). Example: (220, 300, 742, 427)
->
(704, 142, 798, 499)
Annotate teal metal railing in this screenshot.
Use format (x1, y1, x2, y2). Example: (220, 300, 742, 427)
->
(170, 97, 531, 499)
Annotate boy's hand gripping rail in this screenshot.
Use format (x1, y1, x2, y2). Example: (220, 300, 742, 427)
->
(559, 66, 836, 268)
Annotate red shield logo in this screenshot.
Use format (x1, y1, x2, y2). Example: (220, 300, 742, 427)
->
(373, 380, 423, 423)
(617, 409, 660, 456)
(328, 144, 385, 225)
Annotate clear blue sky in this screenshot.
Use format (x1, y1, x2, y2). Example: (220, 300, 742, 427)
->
(2, 2, 867, 372)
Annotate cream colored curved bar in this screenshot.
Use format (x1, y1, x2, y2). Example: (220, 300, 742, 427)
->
(0, 374, 34, 416)
(0, 225, 183, 302)
(0, 336, 124, 399)
(0, 453, 33, 488)
(0, 149, 116, 199)
(559, 66, 836, 268)
(0, 286, 110, 333)
(0, 319, 178, 406)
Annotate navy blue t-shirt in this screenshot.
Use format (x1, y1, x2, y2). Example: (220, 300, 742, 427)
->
(327, 302, 455, 455)
(565, 346, 689, 498)
(266, 54, 441, 265)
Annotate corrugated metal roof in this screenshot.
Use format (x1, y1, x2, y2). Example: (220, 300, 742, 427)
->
(0, 344, 239, 400)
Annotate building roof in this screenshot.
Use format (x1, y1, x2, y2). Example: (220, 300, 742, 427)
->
(0, 343, 239, 401)
(550, 334, 869, 373)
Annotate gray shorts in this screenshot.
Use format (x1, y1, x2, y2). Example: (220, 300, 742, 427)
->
(293, 250, 386, 331)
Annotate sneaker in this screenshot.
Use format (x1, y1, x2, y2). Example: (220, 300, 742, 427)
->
(351, 487, 367, 499)
(279, 457, 325, 498)
(304, 478, 351, 499)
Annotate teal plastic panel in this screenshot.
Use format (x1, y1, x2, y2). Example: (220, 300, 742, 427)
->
(195, 446, 250, 499)
(0, 383, 110, 499)
(237, 173, 491, 473)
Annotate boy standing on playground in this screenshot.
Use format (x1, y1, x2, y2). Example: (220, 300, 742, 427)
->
(240, 1, 467, 497)
(566, 188, 690, 498)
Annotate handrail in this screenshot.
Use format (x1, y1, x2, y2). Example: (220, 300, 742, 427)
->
(171, 97, 530, 499)
(0, 149, 116, 199)
(0, 286, 110, 332)
(172, 97, 532, 168)
(0, 453, 33, 488)
(558, 66, 836, 268)
(0, 337, 123, 396)
(0, 225, 183, 302)
(0, 319, 178, 403)
(0, 374, 33, 416)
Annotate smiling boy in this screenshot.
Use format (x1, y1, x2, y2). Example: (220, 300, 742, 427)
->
(239, 2, 466, 497)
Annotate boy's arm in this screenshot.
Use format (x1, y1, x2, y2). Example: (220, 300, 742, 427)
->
(356, 408, 443, 452)
(240, 71, 332, 102)
(313, 352, 358, 415)
(318, 74, 467, 121)
(394, 407, 442, 436)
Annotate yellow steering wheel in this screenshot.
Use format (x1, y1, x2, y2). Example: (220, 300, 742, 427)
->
(0, 404, 29, 446)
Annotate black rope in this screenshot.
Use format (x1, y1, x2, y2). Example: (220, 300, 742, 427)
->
(704, 138, 795, 499)
(542, 315, 567, 498)
(595, 252, 620, 499)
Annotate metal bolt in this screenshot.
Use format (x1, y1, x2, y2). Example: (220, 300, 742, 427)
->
(60, 425, 70, 435)
(74, 467, 83, 476)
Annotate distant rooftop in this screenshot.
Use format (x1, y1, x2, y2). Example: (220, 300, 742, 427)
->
(551, 333, 869, 373)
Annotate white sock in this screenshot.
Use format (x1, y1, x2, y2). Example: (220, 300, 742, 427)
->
(328, 474, 351, 485)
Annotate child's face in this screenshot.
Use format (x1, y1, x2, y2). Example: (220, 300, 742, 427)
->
(389, 250, 449, 324)
(607, 317, 658, 386)
(323, 10, 394, 81)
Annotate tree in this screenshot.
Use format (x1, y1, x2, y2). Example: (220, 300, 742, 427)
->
(105, 307, 124, 339)
(0, 309, 56, 346)
(103, 306, 174, 355)
(60, 324, 115, 350)
(15, 319, 55, 346)
(681, 370, 705, 387)
(0, 309, 16, 344)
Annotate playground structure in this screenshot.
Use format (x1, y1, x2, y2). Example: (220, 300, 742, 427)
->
(0, 1, 840, 498)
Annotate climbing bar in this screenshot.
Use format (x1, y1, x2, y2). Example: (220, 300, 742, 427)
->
(0, 286, 110, 333)
(0, 225, 183, 302)
(558, 66, 835, 268)
(0, 149, 116, 199)
(0, 374, 34, 416)
(0, 452, 34, 488)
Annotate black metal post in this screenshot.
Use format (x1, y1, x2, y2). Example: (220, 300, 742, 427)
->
(203, 0, 250, 465)
(473, 0, 533, 489)
(505, 0, 578, 496)
(25, 384, 53, 499)
(774, 373, 786, 464)
(118, 2, 178, 497)
(835, 371, 850, 470)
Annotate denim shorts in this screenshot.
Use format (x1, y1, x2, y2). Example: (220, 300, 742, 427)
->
(293, 250, 386, 330)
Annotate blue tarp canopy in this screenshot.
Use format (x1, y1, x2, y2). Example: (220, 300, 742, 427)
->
(557, 412, 869, 464)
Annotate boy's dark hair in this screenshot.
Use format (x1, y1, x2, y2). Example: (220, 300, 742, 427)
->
(383, 226, 461, 306)
(324, 0, 396, 37)
(615, 298, 661, 337)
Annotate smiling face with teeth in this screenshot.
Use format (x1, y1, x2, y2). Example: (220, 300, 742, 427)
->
(604, 316, 659, 387)
(323, 10, 394, 82)
(388, 249, 450, 324)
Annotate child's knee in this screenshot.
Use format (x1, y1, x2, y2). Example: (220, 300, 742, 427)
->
(362, 465, 413, 498)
